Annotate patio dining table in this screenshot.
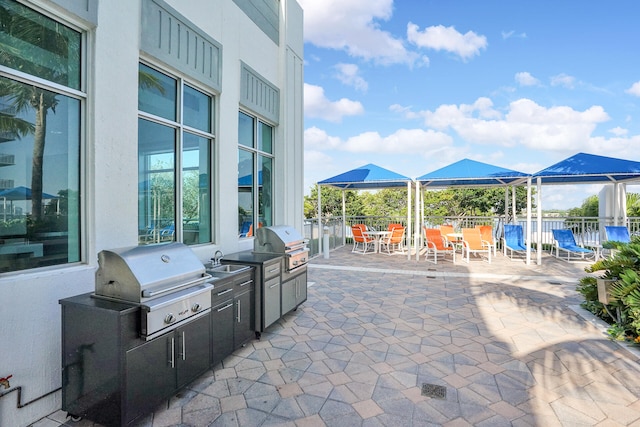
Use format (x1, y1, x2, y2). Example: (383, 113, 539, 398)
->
(363, 230, 391, 253)
(446, 232, 465, 253)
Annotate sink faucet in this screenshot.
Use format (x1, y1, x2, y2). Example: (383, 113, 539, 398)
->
(212, 249, 224, 266)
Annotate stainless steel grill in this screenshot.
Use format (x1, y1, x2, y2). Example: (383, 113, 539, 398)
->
(253, 225, 309, 272)
(94, 242, 212, 340)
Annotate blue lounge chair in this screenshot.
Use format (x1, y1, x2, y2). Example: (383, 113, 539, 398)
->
(604, 225, 631, 244)
(551, 229, 594, 261)
(503, 224, 527, 260)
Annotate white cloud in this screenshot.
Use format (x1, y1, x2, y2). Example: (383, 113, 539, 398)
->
(342, 128, 453, 153)
(501, 30, 527, 40)
(334, 63, 368, 92)
(515, 71, 540, 86)
(550, 73, 576, 89)
(304, 83, 364, 123)
(303, 126, 343, 150)
(609, 126, 628, 136)
(304, 126, 453, 155)
(625, 81, 640, 97)
(422, 97, 610, 150)
(298, 0, 424, 66)
(406, 23, 487, 61)
(389, 103, 421, 119)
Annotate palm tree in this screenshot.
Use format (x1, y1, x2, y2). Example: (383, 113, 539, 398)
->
(0, 1, 78, 220)
(0, 81, 58, 219)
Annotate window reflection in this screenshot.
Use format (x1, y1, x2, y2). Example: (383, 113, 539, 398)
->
(237, 111, 274, 238)
(182, 132, 211, 245)
(0, 76, 81, 272)
(0, 0, 81, 89)
(137, 63, 214, 246)
(138, 119, 176, 244)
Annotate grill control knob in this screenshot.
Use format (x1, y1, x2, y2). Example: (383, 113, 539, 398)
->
(164, 313, 175, 324)
(191, 303, 201, 312)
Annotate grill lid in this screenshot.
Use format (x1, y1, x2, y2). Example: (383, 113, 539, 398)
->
(95, 242, 208, 303)
(254, 225, 306, 253)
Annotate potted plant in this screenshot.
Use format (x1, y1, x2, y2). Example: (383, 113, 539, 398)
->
(580, 236, 640, 342)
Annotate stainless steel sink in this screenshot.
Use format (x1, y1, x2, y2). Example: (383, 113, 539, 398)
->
(206, 264, 250, 275)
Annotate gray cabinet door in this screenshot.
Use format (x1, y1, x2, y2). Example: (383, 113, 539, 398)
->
(211, 298, 234, 367)
(264, 276, 281, 328)
(176, 314, 211, 389)
(235, 289, 254, 346)
(282, 271, 307, 316)
(125, 335, 175, 424)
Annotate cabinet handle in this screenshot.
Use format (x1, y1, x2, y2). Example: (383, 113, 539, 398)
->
(236, 300, 241, 322)
(268, 267, 279, 274)
(217, 303, 233, 312)
(181, 331, 186, 361)
(238, 280, 252, 287)
(217, 289, 233, 296)
(169, 337, 175, 368)
(269, 282, 280, 289)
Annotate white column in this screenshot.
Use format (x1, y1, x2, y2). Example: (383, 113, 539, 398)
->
(342, 190, 346, 246)
(407, 180, 412, 260)
(526, 177, 532, 265)
(317, 184, 322, 253)
(536, 177, 542, 265)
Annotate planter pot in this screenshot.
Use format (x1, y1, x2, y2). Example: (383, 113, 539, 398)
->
(597, 278, 616, 304)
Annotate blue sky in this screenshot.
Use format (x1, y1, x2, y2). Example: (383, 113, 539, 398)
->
(298, 0, 640, 209)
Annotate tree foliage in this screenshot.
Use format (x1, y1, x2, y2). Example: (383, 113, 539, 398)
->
(568, 193, 640, 217)
(304, 185, 533, 219)
(304, 186, 363, 219)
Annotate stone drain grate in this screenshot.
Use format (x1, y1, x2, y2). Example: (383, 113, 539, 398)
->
(421, 383, 447, 400)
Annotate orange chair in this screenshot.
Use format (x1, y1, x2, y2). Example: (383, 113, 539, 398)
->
(245, 222, 263, 237)
(461, 228, 492, 263)
(424, 228, 455, 264)
(387, 223, 403, 231)
(380, 226, 406, 255)
(351, 225, 375, 254)
(477, 225, 496, 256)
(440, 224, 460, 245)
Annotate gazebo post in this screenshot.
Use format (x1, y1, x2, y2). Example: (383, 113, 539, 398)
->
(342, 190, 346, 246)
(407, 180, 412, 260)
(536, 177, 543, 265)
(512, 186, 517, 224)
(526, 177, 532, 265)
(317, 183, 322, 254)
(504, 187, 508, 224)
(414, 180, 420, 261)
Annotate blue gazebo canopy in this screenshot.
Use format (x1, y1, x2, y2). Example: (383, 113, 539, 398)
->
(532, 152, 640, 184)
(416, 159, 529, 188)
(317, 163, 412, 189)
(0, 186, 57, 200)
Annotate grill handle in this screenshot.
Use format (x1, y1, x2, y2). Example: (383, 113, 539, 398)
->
(142, 274, 212, 298)
(169, 337, 175, 368)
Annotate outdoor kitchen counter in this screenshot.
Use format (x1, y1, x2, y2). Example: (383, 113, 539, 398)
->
(222, 251, 284, 333)
(221, 250, 283, 264)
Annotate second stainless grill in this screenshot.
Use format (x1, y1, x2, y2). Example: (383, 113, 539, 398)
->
(253, 225, 309, 272)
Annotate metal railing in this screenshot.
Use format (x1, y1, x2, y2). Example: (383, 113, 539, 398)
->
(304, 215, 640, 258)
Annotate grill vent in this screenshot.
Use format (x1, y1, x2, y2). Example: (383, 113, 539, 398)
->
(421, 383, 447, 399)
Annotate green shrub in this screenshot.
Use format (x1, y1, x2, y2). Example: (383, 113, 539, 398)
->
(581, 235, 640, 342)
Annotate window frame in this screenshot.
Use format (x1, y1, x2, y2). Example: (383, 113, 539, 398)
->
(238, 109, 275, 239)
(0, 0, 87, 273)
(137, 60, 216, 246)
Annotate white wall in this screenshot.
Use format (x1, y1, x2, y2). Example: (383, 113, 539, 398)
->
(0, 0, 303, 425)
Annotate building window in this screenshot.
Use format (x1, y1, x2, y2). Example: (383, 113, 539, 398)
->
(138, 63, 213, 245)
(238, 111, 273, 238)
(0, 0, 83, 273)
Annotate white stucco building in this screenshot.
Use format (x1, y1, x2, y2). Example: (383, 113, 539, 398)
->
(0, 0, 303, 425)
